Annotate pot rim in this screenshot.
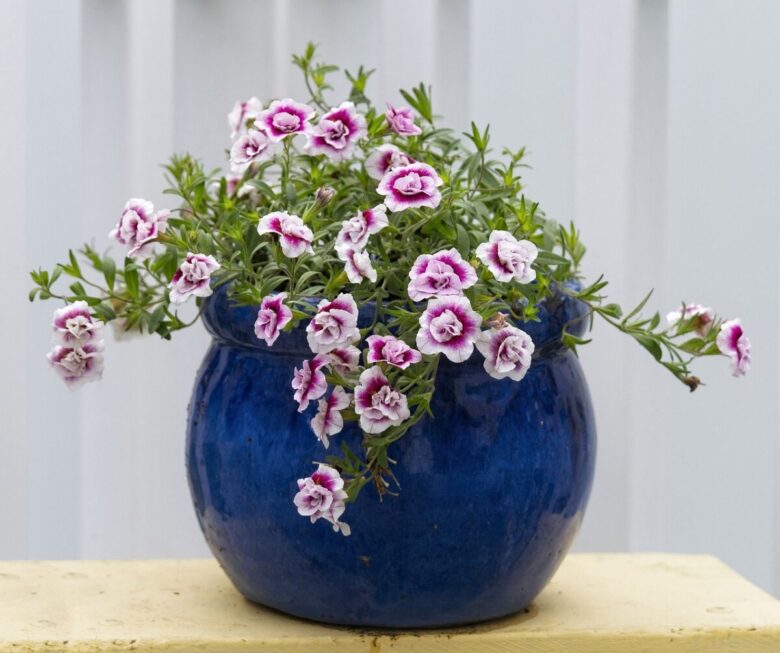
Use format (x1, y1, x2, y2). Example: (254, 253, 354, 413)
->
(200, 282, 589, 357)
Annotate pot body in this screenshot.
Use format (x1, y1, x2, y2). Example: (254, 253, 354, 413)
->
(186, 287, 596, 628)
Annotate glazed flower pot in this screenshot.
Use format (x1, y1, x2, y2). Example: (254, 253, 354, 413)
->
(186, 286, 596, 628)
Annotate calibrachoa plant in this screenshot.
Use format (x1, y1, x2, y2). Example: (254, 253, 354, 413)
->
(30, 45, 751, 536)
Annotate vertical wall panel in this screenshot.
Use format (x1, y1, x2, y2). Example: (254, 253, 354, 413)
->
(24, 0, 85, 559)
(0, 0, 30, 558)
(571, 0, 638, 552)
(469, 0, 578, 223)
(654, 0, 780, 593)
(79, 0, 132, 557)
(174, 0, 279, 171)
(625, 0, 671, 552)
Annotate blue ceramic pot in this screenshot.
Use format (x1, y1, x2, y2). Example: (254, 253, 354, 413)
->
(186, 286, 596, 628)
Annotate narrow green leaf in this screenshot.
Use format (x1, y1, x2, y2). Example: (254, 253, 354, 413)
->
(103, 256, 116, 291)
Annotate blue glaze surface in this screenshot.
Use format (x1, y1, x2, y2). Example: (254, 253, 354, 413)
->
(186, 286, 596, 628)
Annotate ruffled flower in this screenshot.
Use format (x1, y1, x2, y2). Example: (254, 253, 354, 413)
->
(416, 296, 482, 363)
(354, 366, 410, 434)
(385, 104, 422, 136)
(407, 248, 477, 302)
(306, 294, 361, 354)
(305, 102, 367, 161)
(109, 198, 170, 260)
(476, 230, 538, 284)
(310, 386, 352, 449)
(339, 247, 377, 284)
(291, 354, 329, 412)
(335, 205, 389, 253)
(256, 98, 315, 141)
(476, 326, 535, 381)
(47, 342, 104, 389)
(716, 319, 751, 377)
(326, 346, 361, 376)
(254, 292, 293, 346)
(666, 303, 715, 337)
(230, 128, 273, 174)
(52, 301, 104, 347)
(257, 211, 314, 258)
(228, 96, 262, 138)
(377, 163, 443, 212)
(294, 464, 350, 535)
(365, 144, 414, 180)
(168, 252, 221, 304)
(366, 335, 422, 370)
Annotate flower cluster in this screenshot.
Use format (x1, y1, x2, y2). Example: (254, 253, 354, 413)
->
(46, 302, 105, 388)
(30, 45, 751, 536)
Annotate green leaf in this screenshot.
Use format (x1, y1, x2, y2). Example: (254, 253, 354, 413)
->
(455, 224, 470, 258)
(623, 289, 654, 324)
(535, 250, 570, 267)
(103, 256, 116, 291)
(124, 260, 139, 298)
(635, 334, 663, 361)
(599, 303, 623, 319)
(68, 250, 82, 278)
(147, 305, 167, 334)
(69, 281, 86, 297)
(92, 303, 117, 322)
(679, 337, 706, 353)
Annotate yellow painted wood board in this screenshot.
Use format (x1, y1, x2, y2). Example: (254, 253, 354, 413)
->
(1, 553, 779, 652)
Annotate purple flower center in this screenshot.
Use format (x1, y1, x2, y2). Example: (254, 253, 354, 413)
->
(496, 335, 529, 370)
(273, 111, 301, 132)
(430, 309, 463, 342)
(497, 240, 528, 271)
(371, 385, 403, 416)
(321, 119, 350, 148)
(393, 172, 435, 197)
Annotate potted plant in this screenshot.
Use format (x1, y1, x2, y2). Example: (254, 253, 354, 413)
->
(30, 45, 751, 628)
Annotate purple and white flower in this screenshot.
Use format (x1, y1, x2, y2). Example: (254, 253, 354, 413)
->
(377, 163, 443, 212)
(416, 296, 482, 363)
(256, 98, 315, 141)
(294, 464, 350, 536)
(476, 326, 535, 381)
(666, 303, 715, 337)
(407, 248, 478, 302)
(47, 342, 104, 389)
(306, 294, 361, 354)
(168, 252, 221, 304)
(354, 366, 410, 434)
(310, 386, 352, 449)
(365, 144, 414, 180)
(385, 104, 422, 136)
(228, 96, 262, 138)
(716, 319, 751, 377)
(476, 230, 538, 284)
(257, 212, 314, 258)
(230, 128, 273, 173)
(326, 346, 361, 376)
(366, 335, 422, 370)
(335, 205, 389, 253)
(254, 292, 293, 346)
(339, 247, 377, 284)
(52, 301, 104, 347)
(109, 198, 170, 260)
(291, 354, 329, 412)
(305, 102, 367, 161)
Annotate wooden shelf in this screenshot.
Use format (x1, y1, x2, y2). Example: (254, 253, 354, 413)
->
(2, 553, 780, 651)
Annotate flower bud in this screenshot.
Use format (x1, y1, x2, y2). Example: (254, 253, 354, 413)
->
(315, 186, 336, 206)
